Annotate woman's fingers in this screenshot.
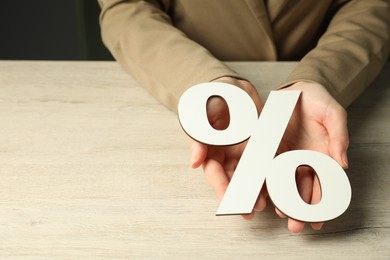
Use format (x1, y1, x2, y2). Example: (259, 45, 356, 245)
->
(188, 138, 208, 168)
(286, 166, 314, 233)
(203, 158, 229, 200)
(254, 185, 268, 212)
(311, 174, 324, 230)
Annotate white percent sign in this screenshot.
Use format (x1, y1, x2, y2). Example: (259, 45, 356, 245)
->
(178, 82, 352, 223)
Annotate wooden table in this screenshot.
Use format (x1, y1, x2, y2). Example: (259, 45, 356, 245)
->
(0, 61, 389, 259)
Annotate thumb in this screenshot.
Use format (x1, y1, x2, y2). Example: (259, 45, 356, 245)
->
(325, 104, 349, 169)
(188, 138, 208, 168)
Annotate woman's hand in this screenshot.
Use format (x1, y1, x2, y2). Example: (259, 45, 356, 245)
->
(276, 81, 349, 233)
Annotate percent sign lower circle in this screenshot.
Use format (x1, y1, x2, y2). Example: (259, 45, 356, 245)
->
(178, 82, 352, 223)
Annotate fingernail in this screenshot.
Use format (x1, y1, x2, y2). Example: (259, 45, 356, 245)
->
(312, 223, 324, 230)
(190, 154, 196, 168)
(254, 196, 265, 212)
(192, 155, 203, 169)
(254, 206, 263, 212)
(342, 154, 349, 169)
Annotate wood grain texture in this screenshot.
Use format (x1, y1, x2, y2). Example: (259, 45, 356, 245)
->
(0, 61, 389, 259)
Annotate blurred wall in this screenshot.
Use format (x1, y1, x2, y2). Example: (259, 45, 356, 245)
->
(0, 0, 113, 60)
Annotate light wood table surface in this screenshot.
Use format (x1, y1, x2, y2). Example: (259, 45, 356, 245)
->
(0, 61, 389, 259)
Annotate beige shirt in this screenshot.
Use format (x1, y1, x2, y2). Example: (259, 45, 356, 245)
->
(99, 0, 390, 111)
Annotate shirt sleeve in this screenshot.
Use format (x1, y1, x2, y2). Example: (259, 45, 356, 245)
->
(98, 0, 240, 111)
(279, 0, 390, 108)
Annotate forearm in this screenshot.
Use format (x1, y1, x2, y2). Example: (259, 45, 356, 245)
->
(98, 0, 239, 111)
(280, 0, 390, 108)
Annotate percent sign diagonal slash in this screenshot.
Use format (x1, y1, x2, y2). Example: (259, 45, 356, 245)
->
(215, 89, 300, 216)
(178, 82, 351, 223)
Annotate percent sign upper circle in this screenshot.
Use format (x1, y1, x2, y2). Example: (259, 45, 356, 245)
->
(178, 82, 258, 145)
